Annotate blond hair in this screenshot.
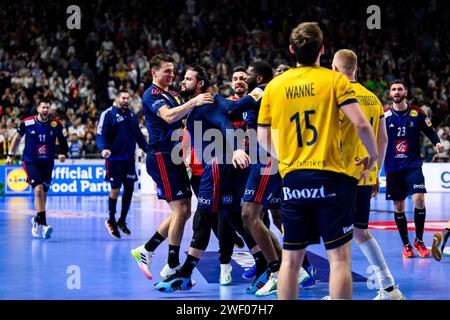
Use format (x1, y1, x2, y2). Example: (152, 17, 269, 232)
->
(333, 49, 358, 75)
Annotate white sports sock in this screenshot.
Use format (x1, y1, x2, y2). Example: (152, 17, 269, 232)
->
(359, 237, 396, 290)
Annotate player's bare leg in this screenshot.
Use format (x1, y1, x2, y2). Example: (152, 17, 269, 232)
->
(326, 242, 352, 300)
(277, 249, 304, 300)
(167, 198, 191, 245)
(242, 202, 279, 266)
(269, 208, 282, 232)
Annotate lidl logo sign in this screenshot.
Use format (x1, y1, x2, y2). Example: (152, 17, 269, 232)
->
(5, 168, 31, 194)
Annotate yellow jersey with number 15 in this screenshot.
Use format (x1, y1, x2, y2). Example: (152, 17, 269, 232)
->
(258, 66, 357, 178)
(340, 82, 384, 185)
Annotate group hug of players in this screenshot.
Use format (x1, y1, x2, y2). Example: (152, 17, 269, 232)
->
(6, 22, 450, 300)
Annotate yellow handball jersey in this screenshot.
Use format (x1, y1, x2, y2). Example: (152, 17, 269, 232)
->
(258, 66, 357, 178)
(340, 82, 384, 185)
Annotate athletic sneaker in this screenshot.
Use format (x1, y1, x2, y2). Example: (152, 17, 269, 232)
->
(255, 272, 278, 297)
(432, 232, 443, 261)
(105, 220, 120, 239)
(219, 263, 232, 286)
(402, 244, 415, 258)
(246, 268, 270, 294)
(117, 220, 131, 235)
(41, 224, 53, 239)
(242, 263, 257, 279)
(160, 262, 181, 279)
(154, 272, 195, 293)
(298, 267, 317, 289)
(31, 217, 41, 239)
(414, 240, 430, 257)
(373, 285, 405, 300)
(131, 245, 154, 280)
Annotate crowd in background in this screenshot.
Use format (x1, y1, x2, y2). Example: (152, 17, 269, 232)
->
(0, 0, 449, 160)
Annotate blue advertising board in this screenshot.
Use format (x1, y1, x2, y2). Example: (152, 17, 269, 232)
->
(1, 164, 111, 196)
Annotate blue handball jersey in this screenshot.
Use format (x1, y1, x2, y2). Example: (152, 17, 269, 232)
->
(214, 85, 266, 130)
(186, 103, 236, 165)
(17, 116, 68, 163)
(384, 105, 440, 172)
(142, 84, 185, 152)
(96, 106, 148, 161)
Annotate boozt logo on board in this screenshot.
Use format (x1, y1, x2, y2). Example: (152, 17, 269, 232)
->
(442, 172, 450, 189)
(198, 197, 211, 205)
(283, 186, 336, 200)
(5, 168, 31, 193)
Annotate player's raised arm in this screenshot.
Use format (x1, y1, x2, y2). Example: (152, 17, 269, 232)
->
(156, 93, 214, 124)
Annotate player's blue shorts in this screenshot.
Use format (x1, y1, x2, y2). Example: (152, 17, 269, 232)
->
(386, 167, 427, 201)
(281, 170, 357, 251)
(146, 151, 192, 202)
(354, 185, 373, 229)
(105, 158, 137, 189)
(242, 160, 282, 209)
(23, 161, 54, 192)
(197, 160, 235, 213)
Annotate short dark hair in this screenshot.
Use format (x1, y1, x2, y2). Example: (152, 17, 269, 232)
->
(290, 22, 323, 66)
(249, 61, 273, 83)
(389, 79, 408, 91)
(188, 65, 211, 93)
(150, 54, 175, 70)
(38, 97, 50, 106)
(118, 89, 130, 95)
(232, 66, 246, 74)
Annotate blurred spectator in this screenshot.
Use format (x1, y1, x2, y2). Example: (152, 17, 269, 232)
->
(0, 0, 448, 161)
(82, 132, 99, 159)
(68, 133, 82, 159)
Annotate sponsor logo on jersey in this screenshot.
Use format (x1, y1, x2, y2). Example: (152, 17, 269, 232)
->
(413, 184, 425, 189)
(249, 88, 264, 101)
(37, 145, 48, 155)
(409, 110, 418, 117)
(395, 140, 408, 154)
(51, 121, 57, 127)
(198, 197, 211, 205)
(222, 195, 233, 204)
(244, 189, 255, 196)
(269, 196, 281, 204)
(283, 186, 336, 200)
(425, 117, 432, 127)
(343, 225, 354, 234)
(25, 119, 36, 126)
